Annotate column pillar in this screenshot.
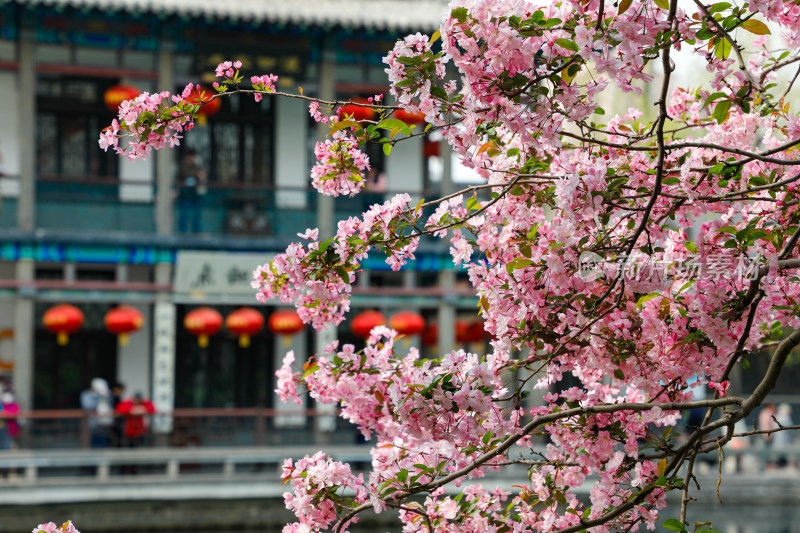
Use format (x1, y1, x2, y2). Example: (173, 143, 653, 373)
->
(437, 141, 456, 354)
(155, 46, 175, 236)
(13, 259, 34, 410)
(150, 262, 175, 438)
(17, 34, 34, 231)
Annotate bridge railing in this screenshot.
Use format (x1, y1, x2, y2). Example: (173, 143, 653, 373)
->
(0, 408, 360, 450)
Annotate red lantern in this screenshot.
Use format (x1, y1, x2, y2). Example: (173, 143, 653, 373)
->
(187, 86, 222, 120)
(338, 97, 376, 122)
(105, 305, 144, 346)
(184, 307, 223, 348)
(395, 108, 426, 126)
(389, 311, 426, 337)
(43, 304, 84, 346)
(269, 309, 303, 334)
(225, 307, 265, 348)
(104, 84, 141, 112)
(351, 310, 386, 338)
(456, 319, 485, 344)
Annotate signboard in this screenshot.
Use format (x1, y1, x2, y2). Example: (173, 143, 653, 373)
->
(173, 251, 274, 296)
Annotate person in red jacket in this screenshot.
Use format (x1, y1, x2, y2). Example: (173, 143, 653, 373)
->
(115, 392, 156, 447)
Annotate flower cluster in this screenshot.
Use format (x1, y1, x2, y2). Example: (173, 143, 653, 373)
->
(99, 61, 279, 161)
(33, 522, 79, 533)
(310, 131, 371, 197)
(94, 2, 800, 532)
(281, 452, 368, 533)
(252, 194, 417, 330)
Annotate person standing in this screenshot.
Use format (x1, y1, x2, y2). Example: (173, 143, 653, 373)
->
(0, 391, 19, 449)
(80, 378, 113, 448)
(115, 392, 156, 447)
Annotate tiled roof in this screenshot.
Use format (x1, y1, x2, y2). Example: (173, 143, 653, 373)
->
(15, 0, 450, 30)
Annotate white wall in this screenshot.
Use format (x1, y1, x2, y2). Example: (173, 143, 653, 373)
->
(275, 98, 308, 208)
(0, 71, 21, 186)
(386, 135, 423, 194)
(116, 303, 152, 399)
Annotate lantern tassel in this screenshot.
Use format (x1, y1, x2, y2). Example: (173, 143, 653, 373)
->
(199, 334, 209, 348)
(239, 334, 250, 348)
(57, 332, 68, 346)
(119, 333, 129, 347)
(282, 335, 292, 348)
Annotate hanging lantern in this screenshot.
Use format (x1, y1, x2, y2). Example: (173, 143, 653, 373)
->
(187, 86, 222, 124)
(395, 108, 426, 126)
(43, 304, 84, 346)
(338, 97, 376, 122)
(104, 305, 144, 346)
(104, 84, 141, 112)
(225, 307, 265, 348)
(269, 309, 304, 346)
(184, 307, 223, 348)
(351, 310, 386, 339)
(456, 319, 485, 344)
(389, 311, 426, 337)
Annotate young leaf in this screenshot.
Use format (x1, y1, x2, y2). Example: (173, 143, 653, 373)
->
(618, 0, 633, 14)
(653, 0, 670, 10)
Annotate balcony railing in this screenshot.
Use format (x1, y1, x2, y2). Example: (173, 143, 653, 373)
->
(0, 177, 398, 239)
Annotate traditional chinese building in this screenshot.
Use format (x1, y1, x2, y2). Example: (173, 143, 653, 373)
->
(0, 0, 487, 433)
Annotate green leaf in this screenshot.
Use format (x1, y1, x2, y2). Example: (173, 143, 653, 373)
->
(376, 118, 412, 136)
(614, 369, 625, 380)
(714, 37, 733, 60)
(430, 29, 441, 45)
(653, 0, 670, 10)
(397, 469, 408, 483)
(383, 143, 392, 156)
(394, 77, 417, 88)
(702, 92, 727, 109)
(430, 84, 449, 100)
(707, 2, 731, 14)
(695, 27, 716, 40)
(451, 7, 468, 22)
(636, 293, 661, 309)
(663, 518, 687, 532)
(713, 99, 732, 124)
(554, 38, 579, 52)
(747, 230, 769, 242)
(741, 19, 771, 35)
